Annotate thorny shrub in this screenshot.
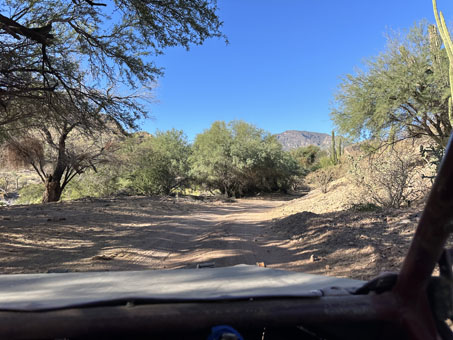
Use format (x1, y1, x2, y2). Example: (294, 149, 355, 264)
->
(306, 162, 346, 194)
(348, 146, 429, 208)
(306, 167, 334, 193)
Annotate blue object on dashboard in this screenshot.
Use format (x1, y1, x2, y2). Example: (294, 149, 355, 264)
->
(207, 325, 244, 340)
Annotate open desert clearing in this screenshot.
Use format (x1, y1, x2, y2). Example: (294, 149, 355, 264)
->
(0, 192, 423, 280)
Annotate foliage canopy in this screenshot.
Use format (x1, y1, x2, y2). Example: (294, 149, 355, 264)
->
(128, 129, 191, 195)
(332, 22, 451, 148)
(190, 121, 300, 197)
(0, 0, 225, 131)
(290, 145, 326, 174)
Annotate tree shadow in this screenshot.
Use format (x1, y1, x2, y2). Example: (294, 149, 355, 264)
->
(270, 208, 421, 280)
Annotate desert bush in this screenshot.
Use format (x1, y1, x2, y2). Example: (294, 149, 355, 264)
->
(0, 176, 9, 193)
(190, 121, 301, 197)
(290, 176, 311, 192)
(305, 161, 346, 193)
(0, 172, 23, 193)
(62, 130, 192, 199)
(290, 145, 326, 174)
(348, 202, 381, 212)
(16, 183, 44, 204)
(348, 146, 428, 208)
(318, 155, 334, 169)
(128, 129, 191, 195)
(62, 166, 123, 200)
(310, 167, 335, 193)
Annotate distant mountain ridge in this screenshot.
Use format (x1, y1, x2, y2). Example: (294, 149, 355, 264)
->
(275, 130, 331, 151)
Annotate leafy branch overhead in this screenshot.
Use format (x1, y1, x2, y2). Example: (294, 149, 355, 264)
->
(0, 0, 225, 129)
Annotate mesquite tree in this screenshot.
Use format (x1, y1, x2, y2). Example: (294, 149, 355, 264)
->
(190, 121, 300, 197)
(332, 22, 451, 148)
(5, 95, 119, 203)
(0, 0, 225, 201)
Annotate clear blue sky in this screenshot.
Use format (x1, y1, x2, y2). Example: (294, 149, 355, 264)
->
(141, 0, 453, 141)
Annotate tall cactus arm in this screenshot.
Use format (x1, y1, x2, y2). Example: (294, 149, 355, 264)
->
(433, 0, 453, 127)
(433, 0, 453, 58)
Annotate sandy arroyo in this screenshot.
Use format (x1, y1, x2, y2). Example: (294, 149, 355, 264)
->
(0, 186, 426, 281)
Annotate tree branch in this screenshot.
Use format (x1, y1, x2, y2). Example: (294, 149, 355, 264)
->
(0, 14, 53, 45)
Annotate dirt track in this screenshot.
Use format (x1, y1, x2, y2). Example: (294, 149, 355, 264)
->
(0, 194, 423, 279)
(0, 196, 296, 274)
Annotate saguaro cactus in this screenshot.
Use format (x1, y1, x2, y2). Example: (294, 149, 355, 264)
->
(428, 24, 443, 73)
(433, 0, 453, 127)
(337, 136, 343, 158)
(331, 130, 338, 165)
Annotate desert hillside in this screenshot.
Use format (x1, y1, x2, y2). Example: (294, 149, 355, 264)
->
(275, 130, 331, 151)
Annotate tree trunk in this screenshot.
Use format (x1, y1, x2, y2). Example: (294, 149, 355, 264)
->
(41, 124, 72, 203)
(223, 183, 229, 198)
(42, 176, 63, 203)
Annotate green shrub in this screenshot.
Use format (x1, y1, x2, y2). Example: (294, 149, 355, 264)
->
(318, 155, 334, 168)
(16, 183, 44, 204)
(128, 129, 191, 195)
(190, 121, 300, 197)
(62, 166, 122, 200)
(290, 145, 326, 173)
(348, 202, 381, 212)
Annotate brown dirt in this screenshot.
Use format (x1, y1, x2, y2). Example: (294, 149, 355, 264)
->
(0, 184, 429, 280)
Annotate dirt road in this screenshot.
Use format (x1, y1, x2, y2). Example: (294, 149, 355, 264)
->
(0, 196, 299, 274)
(0, 194, 422, 279)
